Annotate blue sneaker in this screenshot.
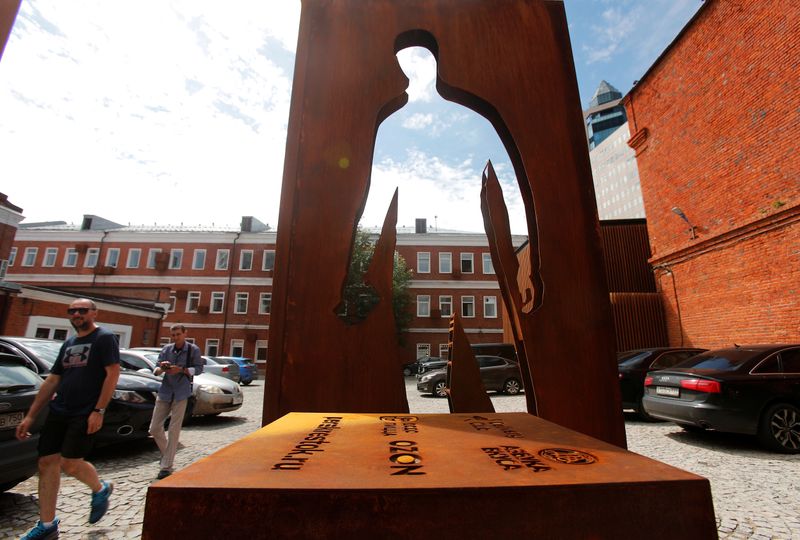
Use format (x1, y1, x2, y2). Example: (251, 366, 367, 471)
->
(89, 480, 113, 524)
(21, 517, 60, 539)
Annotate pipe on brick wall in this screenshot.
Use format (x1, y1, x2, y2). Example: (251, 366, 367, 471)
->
(653, 264, 684, 347)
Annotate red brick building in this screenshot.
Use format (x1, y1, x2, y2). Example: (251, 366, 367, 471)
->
(624, 0, 799, 347)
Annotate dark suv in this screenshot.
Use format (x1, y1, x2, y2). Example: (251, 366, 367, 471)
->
(417, 355, 523, 397)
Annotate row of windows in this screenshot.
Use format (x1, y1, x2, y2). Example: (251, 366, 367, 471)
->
(156, 337, 269, 361)
(168, 291, 272, 315)
(416, 294, 497, 319)
(8, 247, 276, 272)
(416, 252, 494, 274)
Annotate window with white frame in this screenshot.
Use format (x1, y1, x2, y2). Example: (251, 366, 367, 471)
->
(239, 250, 253, 271)
(63, 248, 78, 267)
(8, 247, 16, 266)
(159, 336, 171, 346)
(230, 339, 244, 357)
(147, 248, 161, 269)
(439, 252, 452, 273)
(460, 252, 474, 273)
(461, 296, 475, 317)
(439, 295, 453, 317)
(210, 292, 225, 313)
(43, 248, 58, 267)
(215, 249, 229, 270)
(416, 343, 431, 359)
(205, 339, 219, 356)
(484, 296, 498, 318)
(127, 248, 141, 268)
(168, 294, 176, 313)
(84, 248, 99, 268)
(105, 248, 120, 268)
(255, 340, 268, 362)
(192, 249, 206, 270)
(417, 295, 431, 317)
(259, 292, 272, 314)
(22, 247, 37, 267)
(0, 260, 7, 280)
(262, 250, 275, 271)
(439, 343, 450, 358)
(417, 252, 430, 273)
(186, 291, 201, 312)
(169, 249, 183, 270)
(482, 253, 494, 274)
(235, 292, 249, 314)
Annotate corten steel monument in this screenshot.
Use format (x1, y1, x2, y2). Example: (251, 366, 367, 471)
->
(265, 0, 626, 448)
(0, 0, 22, 62)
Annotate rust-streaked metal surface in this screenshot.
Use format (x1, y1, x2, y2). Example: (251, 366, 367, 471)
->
(0, 0, 21, 62)
(265, 0, 626, 449)
(445, 314, 495, 413)
(142, 412, 717, 539)
(600, 220, 657, 293)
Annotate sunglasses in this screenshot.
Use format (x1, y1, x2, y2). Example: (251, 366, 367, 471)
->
(67, 307, 92, 315)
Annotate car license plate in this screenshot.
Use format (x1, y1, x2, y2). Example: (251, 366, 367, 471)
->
(0, 411, 24, 429)
(232, 394, 243, 405)
(656, 386, 680, 397)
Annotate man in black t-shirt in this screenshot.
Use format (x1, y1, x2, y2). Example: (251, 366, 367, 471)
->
(16, 298, 121, 540)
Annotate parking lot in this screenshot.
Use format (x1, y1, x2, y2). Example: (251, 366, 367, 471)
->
(2, 379, 799, 539)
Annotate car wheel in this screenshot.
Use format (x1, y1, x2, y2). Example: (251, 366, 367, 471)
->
(403, 367, 412, 377)
(242, 379, 252, 386)
(433, 381, 448, 398)
(758, 403, 800, 454)
(502, 378, 522, 395)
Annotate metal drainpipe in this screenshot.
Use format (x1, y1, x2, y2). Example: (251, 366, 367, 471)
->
(220, 231, 240, 354)
(91, 230, 109, 287)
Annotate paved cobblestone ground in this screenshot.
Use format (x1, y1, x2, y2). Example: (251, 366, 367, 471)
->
(2, 379, 798, 538)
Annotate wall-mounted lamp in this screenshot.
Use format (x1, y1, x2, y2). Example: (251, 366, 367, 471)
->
(671, 207, 697, 239)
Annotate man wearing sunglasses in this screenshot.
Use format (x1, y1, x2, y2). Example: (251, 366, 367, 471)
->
(16, 298, 120, 540)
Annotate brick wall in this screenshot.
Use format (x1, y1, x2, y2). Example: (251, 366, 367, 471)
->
(626, 0, 800, 347)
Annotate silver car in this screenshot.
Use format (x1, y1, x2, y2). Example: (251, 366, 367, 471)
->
(202, 356, 241, 383)
(119, 349, 243, 417)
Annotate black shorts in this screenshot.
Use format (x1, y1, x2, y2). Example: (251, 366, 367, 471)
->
(38, 411, 96, 459)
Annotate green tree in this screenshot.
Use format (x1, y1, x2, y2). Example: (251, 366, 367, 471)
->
(337, 228, 413, 341)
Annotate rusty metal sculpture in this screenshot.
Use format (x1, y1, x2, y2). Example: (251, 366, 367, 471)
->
(0, 0, 21, 63)
(265, 0, 625, 448)
(445, 314, 495, 414)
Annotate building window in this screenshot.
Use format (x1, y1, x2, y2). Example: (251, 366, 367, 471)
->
(416, 343, 431, 359)
(22, 247, 38, 267)
(84, 248, 99, 268)
(8, 247, 16, 266)
(262, 250, 275, 271)
(460, 253, 474, 274)
(215, 249, 229, 270)
(0, 260, 7, 280)
(255, 340, 268, 362)
(235, 292, 249, 314)
(461, 296, 475, 318)
(239, 250, 253, 271)
(192, 249, 206, 270)
(439, 295, 452, 317)
(259, 293, 272, 314)
(147, 249, 162, 269)
(169, 249, 183, 270)
(417, 295, 431, 317)
(127, 248, 141, 269)
(186, 292, 201, 313)
(484, 296, 498, 318)
(205, 339, 219, 356)
(168, 294, 176, 313)
(63, 248, 78, 267)
(417, 252, 430, 273)
(482, 253, 494, 274)
(210, 292, 225, 313)
(230, 339, 244, 357)
(439, 343, 450, 358)
(439, 252, 452, 273)
(43, 248, 58, 267)
(105, 248, 120, 268)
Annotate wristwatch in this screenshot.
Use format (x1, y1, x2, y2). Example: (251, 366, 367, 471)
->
(93, 408, 106, 415)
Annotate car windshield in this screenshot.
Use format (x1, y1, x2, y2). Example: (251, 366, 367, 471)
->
(673, 350, 756, 372)
(16, 339, 63, 368)
(0, 359, 42, 388)
(617, 351, 651, 367)
(144, 353, 160, 363)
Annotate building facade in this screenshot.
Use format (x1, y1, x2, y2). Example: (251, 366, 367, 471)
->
(590, 121, 645, 220)
(624, 0, 799, 347)
(584, 80, 627, 150)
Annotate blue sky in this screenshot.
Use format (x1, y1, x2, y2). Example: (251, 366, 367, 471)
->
(0, 0, 702, 234)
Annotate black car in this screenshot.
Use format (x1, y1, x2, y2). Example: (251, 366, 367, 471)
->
(415, 356, 447, 378)
(617, 347, 707, 420)
(0, 336, 160, 446)
(417, 355, 523, 397)
(642, 344, 800, 453)
(0, 353, 48, 492)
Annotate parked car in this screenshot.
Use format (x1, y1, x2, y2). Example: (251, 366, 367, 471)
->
(211, 356, 257, 385)
(119, 349, 243, 417)
(642, 344, 800, 453)
(417, 355, 524, 398)
(0, 353, 48, 492)
(202, 356, 241, 383)
(618, 347, 707, 420)
(415, 356, 447, 378)
(0, 336, 160, 446)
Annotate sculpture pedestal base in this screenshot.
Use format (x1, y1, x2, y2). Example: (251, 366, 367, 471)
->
(142, 412, 716, 539)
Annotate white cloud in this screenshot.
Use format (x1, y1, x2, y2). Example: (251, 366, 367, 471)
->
(401, 113, 434, 130)
(395, 47, 437, 103)
(583, 6, 642, 65)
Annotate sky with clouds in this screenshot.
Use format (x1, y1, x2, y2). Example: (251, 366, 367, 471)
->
(0, 0, 702, 234)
